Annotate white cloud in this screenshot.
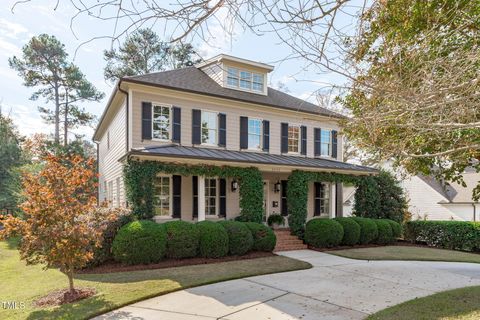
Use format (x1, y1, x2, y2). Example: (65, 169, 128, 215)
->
(0, 18, 28, 39)
(0, 37, 21, 56)
(197, 7, 237, 58)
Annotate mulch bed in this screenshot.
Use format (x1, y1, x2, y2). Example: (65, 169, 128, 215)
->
(79, 251, 276, 274)
(34, 288, 96, 307)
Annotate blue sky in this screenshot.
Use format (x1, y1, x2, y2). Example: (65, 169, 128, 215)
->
(0, 1, 352, 140)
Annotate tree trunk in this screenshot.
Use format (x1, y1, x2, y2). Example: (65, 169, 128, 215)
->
(67, 270, 75, 294)
(64, 91, 69, 147)
(54, 81, 60, 144)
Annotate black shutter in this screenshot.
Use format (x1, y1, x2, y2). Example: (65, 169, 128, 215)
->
(172, 106, 181, 143)
(172, 175, 181, 218)
(281, 123, 288, 153)
(218, 113, 226, 147)
(240, 116, 248, 149)
(262, 120, 270, 152)
(332, 130, 338, 159)
(192, 176, 198, 218)
(314, 128, 321, 156)
(281, 180, 288, 216)
(219, 178, 226, 218)
(192, 109, 201, 145)
(336, 182, 343, 217)
(300, 125, 307, 155)
(142, 102, 152, 140)
(314, 182, 322, 216)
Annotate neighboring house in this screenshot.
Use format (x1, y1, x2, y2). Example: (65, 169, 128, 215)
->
(93, 54, 375, 223)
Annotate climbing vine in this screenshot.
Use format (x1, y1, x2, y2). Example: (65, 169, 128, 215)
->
(123, 159, 264, 222)
(287, 170, 365, 237)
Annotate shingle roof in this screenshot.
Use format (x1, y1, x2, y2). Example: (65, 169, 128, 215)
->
(123, 67, 342, 118)
(128, 145, 376, 174)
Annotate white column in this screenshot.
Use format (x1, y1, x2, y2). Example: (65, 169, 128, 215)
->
(198, 176, 206, 221)
(330, 183, 336, 218)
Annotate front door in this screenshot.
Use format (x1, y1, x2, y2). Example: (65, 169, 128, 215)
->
(263, 180, 269, 222)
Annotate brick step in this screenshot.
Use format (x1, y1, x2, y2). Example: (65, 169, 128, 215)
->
(275, 245, 308, 252)
(276, 238, 305, 244)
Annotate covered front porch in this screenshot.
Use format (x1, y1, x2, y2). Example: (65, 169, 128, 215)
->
(122, 145, 376, 226)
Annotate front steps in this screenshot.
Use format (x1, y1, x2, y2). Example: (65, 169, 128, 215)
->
(274, 229, 308, 251)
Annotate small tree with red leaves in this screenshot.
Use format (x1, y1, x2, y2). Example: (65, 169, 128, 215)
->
(0, 153, 111, 293)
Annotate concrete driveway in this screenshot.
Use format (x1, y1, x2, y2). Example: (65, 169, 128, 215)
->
(95, 250, 480, 320)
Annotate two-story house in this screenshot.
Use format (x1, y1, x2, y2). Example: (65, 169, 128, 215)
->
(93, 54, 375, 223)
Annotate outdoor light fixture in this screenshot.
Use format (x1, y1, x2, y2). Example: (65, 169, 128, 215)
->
(231, 180, 239, 192)
(274, 181, 281, 193)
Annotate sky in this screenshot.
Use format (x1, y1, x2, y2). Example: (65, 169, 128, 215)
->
(0, 1, 356, 141)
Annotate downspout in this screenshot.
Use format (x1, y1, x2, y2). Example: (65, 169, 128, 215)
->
(117, 81, 129, 152)
(95, 142, 99, 205)
(473, 203, 477, 222)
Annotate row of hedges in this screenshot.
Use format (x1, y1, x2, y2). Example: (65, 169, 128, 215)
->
(305, 217, 401, 248)
(112, 220, 276, 265)
(404, 220, 480, 252)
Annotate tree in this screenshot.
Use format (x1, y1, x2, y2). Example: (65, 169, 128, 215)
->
(0, 109, 24, 213)
(103, 28, 201, 82)
(0, 154, 111, 294)
(10, 35, 104, 145)
(341, 0, 480, 199)
(354, 170, 408, 223)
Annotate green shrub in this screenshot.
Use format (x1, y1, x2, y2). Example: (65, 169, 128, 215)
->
(244, 222, 276, 252)
(305, 218, 344, 248)
(267, 214, 285, 227)
(404, 221, 480, 252)
(352, 217, 378, 244)
(218, 221, 254, 255)
(334, 217, 361, 246)
(112, 220, 167, 265)
(374, 219, 394, 245)
(164, 221, 199, 259)
(385, 219, 402, 238)
(196, 221, 229, 258)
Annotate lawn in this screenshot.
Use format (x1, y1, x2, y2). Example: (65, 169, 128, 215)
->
(329, 245, 480, 264)
(367, 286, 480, 320)
(0, 239, 311, 320)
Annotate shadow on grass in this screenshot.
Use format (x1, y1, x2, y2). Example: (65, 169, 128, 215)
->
(5, 236, 20, 249)
(26, 295, 116, 320)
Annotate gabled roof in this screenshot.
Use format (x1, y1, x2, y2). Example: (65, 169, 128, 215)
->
(418, 171, 479, 203)
(122, 67, 343, 118)
(127, 145, 377, 174)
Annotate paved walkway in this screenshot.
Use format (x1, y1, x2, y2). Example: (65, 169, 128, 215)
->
(95, 250, 480, 320)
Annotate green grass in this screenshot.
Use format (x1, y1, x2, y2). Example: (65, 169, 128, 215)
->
(0, 239, 311, 320)
(367, 286, 480, 320)
(329, 245, 480, 264)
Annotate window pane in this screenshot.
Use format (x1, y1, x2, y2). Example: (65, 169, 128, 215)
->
(154, 176, 170, 216)
(201, 111, 217, 144)
(252, 74, 264, 91)
(205, 178, 217, 216)
(248, 119, 262, 149)
(320, 131, 331, 156)
(240, 71, 251, 89)
(152, 105, 170, 140)
(227, 68, 239, 87)
(288, 126, 299, 153)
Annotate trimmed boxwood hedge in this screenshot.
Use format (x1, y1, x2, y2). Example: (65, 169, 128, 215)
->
(112, 220, 167, 265)
(404, 220, 480, 252)
(334, 217, 361, 246)
(305, 218, 344, 248)
(218, 221, 254, 255)
(374, 219, 394, 245)
(244, 222, 276, 252)
(352, 217, 378, 244)
(196, 221, 229, 258)
(384, 219, 402, 238)
(164, 221, 199, 259)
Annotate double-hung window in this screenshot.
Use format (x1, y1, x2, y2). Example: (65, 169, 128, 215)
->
(321, 130, 332, 156)
(252, 74, 264, 91)
(226, 67, 264, 93)
(227, 67, 239, 87)
(248, 118, 262, 150)
(154, 175, 171, 217)
(152, 104, 171, 140)
(315, 182, 330, 216)
(288, 125, 300, 153)
(201, 111, 218, 145)
(205, 178, 217, 216)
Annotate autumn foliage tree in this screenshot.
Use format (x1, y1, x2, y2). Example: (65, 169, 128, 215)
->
(0, 153, 111, 294)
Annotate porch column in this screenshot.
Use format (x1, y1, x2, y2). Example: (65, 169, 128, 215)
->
(330, 183, 336, 218)
(198, 176, 206, 221)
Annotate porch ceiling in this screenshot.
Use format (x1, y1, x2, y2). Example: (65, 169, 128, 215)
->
(123, 145, 376, 175)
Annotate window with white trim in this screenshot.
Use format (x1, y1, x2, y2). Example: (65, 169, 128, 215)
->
(248, 118, 262, 150)
(288, 125, 300, 153)
(321, 130, 332, 156)
(226, 67, 264, 93)
(152, 104, 171, 140)
(205, 178, 217, 216)
(201, 111, 218, 145)
(315, 183, 330, 215)
(154, 175, 171, 217)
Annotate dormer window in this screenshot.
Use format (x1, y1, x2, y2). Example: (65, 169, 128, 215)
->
(226, 67, 264, 93)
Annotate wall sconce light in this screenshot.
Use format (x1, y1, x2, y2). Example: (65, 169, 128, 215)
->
(231, 180, 239, 192)
(274, 181, 281, 193)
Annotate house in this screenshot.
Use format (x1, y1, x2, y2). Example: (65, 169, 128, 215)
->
(343, 163, 479, 221)
(93, 54, 375, 223)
